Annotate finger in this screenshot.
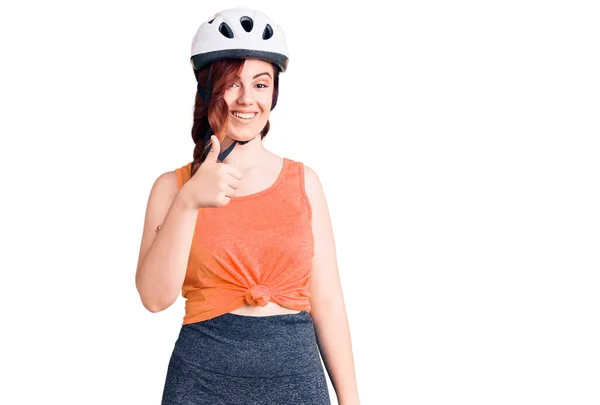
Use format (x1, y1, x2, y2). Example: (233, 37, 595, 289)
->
(205, 135, 221, 163)
(225, 184, 237, 197)
(226, 165, 244, 180)
(228, 177, 242, 190)
(221, 195, 232, 205)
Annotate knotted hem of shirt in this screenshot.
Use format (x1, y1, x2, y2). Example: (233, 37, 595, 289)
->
(244, 284, 271, 306)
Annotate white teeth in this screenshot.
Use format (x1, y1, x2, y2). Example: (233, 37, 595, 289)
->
(232, 111, 257, 119)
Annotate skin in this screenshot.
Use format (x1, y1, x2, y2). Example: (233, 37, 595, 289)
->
(136, 58, 360, 403)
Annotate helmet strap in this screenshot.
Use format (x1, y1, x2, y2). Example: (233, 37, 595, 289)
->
(197, 65, 213, 106)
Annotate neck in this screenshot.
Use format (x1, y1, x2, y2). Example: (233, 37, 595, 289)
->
(221, 134, 271, 171)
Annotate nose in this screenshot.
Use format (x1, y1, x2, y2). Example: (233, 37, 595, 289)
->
(236, 85, 255, 105)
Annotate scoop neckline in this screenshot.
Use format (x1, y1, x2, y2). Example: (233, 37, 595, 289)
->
(229, 157, 289, 201)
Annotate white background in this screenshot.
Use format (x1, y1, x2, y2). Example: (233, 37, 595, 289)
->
(1, 0, 599, 404)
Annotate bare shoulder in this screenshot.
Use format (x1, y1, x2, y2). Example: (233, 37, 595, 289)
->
(302, 164, 325, 201)
(302, 163, 332, 226)
(151, 170, 179, 199)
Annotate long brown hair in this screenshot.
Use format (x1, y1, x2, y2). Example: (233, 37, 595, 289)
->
(190, 59, 281, 176)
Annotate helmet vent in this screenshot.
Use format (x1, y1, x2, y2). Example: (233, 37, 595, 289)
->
(262, 24, 273, 40)
(219, 22, 234, 38)
(263, 24, 273, 39)
(240, 16, 253, 32)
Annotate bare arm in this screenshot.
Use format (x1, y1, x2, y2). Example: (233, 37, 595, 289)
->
(304, 165, 361, 405)
(135, 171, 199, 312)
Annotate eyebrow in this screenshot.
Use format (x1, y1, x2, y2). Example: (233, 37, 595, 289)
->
(236, 72, 272, 80)
(254, 72, 272, 79)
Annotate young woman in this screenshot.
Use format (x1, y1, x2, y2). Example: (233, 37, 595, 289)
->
(135, 8, 360, 404)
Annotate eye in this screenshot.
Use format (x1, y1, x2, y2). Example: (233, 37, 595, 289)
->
(255, 83, 268, 89)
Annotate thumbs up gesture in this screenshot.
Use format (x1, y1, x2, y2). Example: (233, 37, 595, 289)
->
(181, 136, 244, 208)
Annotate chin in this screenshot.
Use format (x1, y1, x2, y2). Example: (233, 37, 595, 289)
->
(228, 132, 252, 141)
(229, 127, 264, 141)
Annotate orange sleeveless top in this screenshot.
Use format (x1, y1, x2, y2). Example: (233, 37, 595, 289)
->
(175, 157, 314, 325)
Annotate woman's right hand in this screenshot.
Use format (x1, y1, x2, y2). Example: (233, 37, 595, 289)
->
(180, 135, 244, 209)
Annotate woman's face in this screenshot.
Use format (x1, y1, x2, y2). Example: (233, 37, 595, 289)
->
(223, 59, 275, 141)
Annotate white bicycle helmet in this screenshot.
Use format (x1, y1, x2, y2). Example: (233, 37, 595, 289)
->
(191, 8, 289, 73)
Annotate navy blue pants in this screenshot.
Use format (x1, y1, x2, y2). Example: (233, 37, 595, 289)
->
(161, 311, 331, 404)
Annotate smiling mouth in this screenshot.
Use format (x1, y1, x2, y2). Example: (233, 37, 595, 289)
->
(231, 111, 258, 120)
